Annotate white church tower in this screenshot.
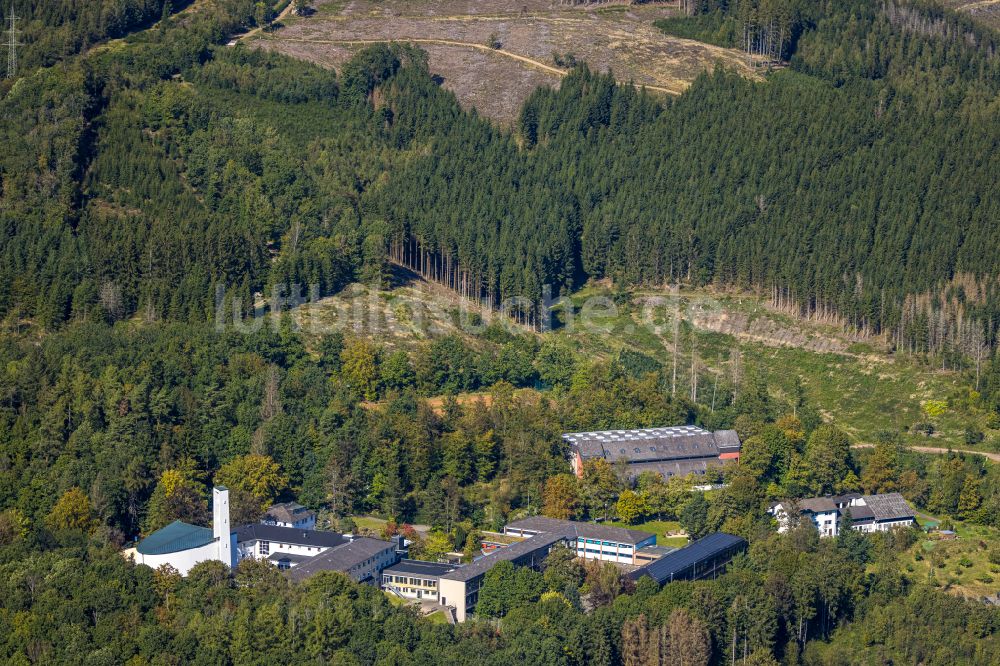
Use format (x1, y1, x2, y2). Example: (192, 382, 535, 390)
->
(213, 486, 234, 567)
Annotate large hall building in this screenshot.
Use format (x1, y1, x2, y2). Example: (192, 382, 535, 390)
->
(564, 425, 741, 479)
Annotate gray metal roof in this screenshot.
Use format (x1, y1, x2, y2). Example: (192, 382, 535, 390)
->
(625, 459, 712, 479)
(863, 493, 914, 521)
(630, 533, 746, 584)
(440, 532, 570, 582)
(262, 502, 315, 524)
(844, 504, 875, 520)
(637, 545, 678, 557)
(713, 430, 742, 452)
(505, 516, 655, 545)
(563, 426, 709, 443)
(795, 497, 839, 513)
(563, 426, 741, 467)
(267, 552, 313, 564)
(287, 537, 395, 582)
(234, 524, 347, 549)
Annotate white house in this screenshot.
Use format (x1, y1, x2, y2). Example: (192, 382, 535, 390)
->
(771, 492, 915, 538)
(261, 502, 316, 530)
(131, 486, 237, 575)
(234, 523, 349, 569)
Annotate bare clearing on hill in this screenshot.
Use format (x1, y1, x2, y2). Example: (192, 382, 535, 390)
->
(253, 0, 756, 124)
(290, 266, 523, 353)
(941, 0, 1000, 30)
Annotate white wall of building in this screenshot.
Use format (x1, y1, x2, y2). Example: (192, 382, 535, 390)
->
(575, 538, 639, 564)
(343, 545, 397, 582)
(213, 487, 234, 568)
(505, 527, 651, 565)
(265, 515, 316, 530)
(134, 541, 222, 576)
(855, 518, 914, 534)
(438, 578, 470, 622)
(237, 539, 330, 562)
(811, 511, 839, 537)
(383, 574, 442, 601)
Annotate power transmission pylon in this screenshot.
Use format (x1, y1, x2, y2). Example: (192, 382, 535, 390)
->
(6, 6, 20, 79)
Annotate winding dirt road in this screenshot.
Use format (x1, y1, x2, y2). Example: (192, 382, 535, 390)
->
(259, 35, 686, 94)
(852, 443, 1000, 463)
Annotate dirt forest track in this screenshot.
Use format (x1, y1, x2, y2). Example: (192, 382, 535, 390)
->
(262, 35, 686, 94)
(852, 443, 1000, 463)
(252, 0, 756, 124)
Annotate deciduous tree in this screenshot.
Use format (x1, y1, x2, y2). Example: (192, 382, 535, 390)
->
(542, 474, 580, 520)
(47, 487, 97, 533)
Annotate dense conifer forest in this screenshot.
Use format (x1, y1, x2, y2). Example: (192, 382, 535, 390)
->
(3, 0, 189, 72)
(2, 0, 998, 356)
(1, 0, 1000, 663)
(379, 0, 1000, 353)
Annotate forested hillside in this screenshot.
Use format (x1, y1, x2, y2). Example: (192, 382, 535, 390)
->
(3, 313, 1000, 663)
(1, 0, 1000, 663)
(376, 0, 1000, 356)
(2, 0, 998, 358)
(3, 0, 191, 74)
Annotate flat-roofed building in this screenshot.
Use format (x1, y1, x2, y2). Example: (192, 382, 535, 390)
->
(438, 531, 570, 621)
(382, 560, 459, 602)
(635, 544, 678, 565)
(564, 426, 741, 480)
(503, 516, 656, 565)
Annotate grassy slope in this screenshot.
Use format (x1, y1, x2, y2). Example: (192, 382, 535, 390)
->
(294, 278, 996, 448)
(298, 274, 1000, 449)
(553, 285, 990, 448)
(902, 519, 1000, 598)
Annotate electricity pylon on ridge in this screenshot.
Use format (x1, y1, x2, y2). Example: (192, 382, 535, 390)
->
(6, 6, 20, 79)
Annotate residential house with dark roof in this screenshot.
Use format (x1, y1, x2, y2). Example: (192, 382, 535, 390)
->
(261, 502, 316, 530)
(564, 426, 741, 480)
(770, 492, 915, 537)
(503, 516, 656, 565)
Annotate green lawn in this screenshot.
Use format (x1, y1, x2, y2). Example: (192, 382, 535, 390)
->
(551, 286, 983, 448)
(385, 593, 451, 624)
(902, 521, 1000, 598)
(425, 610, 450, 624)
(351, 515, 388, 535)
(384, 592, 408, 607)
